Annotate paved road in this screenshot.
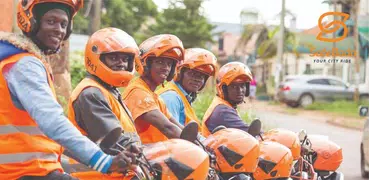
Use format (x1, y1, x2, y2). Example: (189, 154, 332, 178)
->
(253, 110, 364, 180)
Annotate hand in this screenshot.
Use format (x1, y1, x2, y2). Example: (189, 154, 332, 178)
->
(129, 143, 142, 154)
(108, 150, 138, 173)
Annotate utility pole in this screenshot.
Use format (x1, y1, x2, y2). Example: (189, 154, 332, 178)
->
(88, 0, 102, 35)
(353, 0, 361, 103)
(332, 0, 337, 76)
(274, 0, 285, 101)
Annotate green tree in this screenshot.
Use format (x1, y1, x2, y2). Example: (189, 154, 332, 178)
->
(72, 0, 157, 37)
(148, 0, 215, 48)
(102, 0, 157, 37)
(72, 0, 90, 34)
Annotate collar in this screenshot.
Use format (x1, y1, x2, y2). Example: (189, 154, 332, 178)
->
(175, 82, 188, 96)
(87, 73, 120, 97)
(174, 82, 196, 104)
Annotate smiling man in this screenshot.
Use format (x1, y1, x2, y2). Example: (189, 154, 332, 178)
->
(157, 48, 217, 128)
(122, 34, 185, 144)
(0, 1, 139, 180)
(201, 62, 253, 137)
(65, 27, 142, 179)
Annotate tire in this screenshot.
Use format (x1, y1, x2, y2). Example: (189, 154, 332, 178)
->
(299, 94, 314, 108)
(327, 172, 344, 180)
(362, 145, 369, 178)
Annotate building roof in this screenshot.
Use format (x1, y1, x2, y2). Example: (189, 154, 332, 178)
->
(211, 22, 243, 36)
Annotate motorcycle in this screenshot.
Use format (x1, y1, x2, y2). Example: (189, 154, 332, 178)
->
(64, 121, 210, 180)
(297, 130, 344, 180)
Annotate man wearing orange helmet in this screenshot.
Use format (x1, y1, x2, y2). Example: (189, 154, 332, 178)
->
(122, 34, 185, 144)
(64, 28, 142, 178)
(157, 48, 217, 128)
(202, 62, 253, 137)
(0, 1, 136, 179)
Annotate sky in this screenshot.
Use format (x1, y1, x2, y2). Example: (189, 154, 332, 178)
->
(153, 0, 331, 30)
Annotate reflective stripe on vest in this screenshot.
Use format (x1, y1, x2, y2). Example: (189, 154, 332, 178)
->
(0, 125, 44, 135)
(0, 52, 62, 179)
(61, 155, 92, 173)
(0, 152, 58, 164)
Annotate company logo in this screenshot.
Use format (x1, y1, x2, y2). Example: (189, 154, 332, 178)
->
(316, 12, 350, 42)
(309, 12, 355, 60)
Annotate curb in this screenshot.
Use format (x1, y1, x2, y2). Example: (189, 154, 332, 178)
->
(326, 120, 364, 131)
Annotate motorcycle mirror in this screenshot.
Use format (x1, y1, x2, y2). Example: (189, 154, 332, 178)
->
(180, 121, 199, 142)
(212, 125, 227, 134)
(229, 174, 251, 180)
(359, 106, 369, 117)
(298, 129, 307, 142)
(248, 118, 262, 137)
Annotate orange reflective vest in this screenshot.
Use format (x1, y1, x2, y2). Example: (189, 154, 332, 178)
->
(67, 77, 140, 179)
(68, 77, 139, 141)
(156, 82, 201, 129)
(0, 53, 63, 179)
(201, 96, 234, 137)
(122, 78, 169, 144)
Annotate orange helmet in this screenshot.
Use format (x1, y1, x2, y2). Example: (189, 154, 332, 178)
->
(17, 0, 83, 39)
(253, 141, 293, 180)
(174, 48, 218, 90)
(308, 135, 343, 172)
(84, 28, 140, 87)
(137, 34, 185, 81)
(143, 139, 209, 180)
(217, 62, 253, 99)
(263, 128, 301, 160)
(203, 128, 260, 175)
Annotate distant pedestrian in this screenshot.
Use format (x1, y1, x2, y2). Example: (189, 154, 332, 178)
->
(249, 74, 257, 102)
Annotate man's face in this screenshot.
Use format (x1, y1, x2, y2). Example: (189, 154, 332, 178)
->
(102, 52, 131, 71)
(150, 57, 175, 85)
(36, 9, 69, 50)
(227, 82, 246, 104)
(181, 68, 207, 93)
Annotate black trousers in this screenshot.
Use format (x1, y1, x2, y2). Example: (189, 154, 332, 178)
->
(19, 170, 79, 180)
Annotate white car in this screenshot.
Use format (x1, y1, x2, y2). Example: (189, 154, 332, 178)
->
(360, 106, 369, 178)
(277, 75, 367, 108)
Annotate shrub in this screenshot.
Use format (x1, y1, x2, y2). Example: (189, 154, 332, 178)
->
(192, 88, 215, 121)
(70, 51, 86, 89)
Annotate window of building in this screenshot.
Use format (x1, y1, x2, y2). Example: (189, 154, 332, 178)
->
(218, 38, 224, 51)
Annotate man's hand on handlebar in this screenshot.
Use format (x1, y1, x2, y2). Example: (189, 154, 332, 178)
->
(108, 144, 142, 173)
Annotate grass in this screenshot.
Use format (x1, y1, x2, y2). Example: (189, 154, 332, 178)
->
(268, 100, 281, 105)
(285, 108, 299, 115)
(192, 87, 257, 124)
(192, 88, 215, 121)
(304, 100, 369, 118)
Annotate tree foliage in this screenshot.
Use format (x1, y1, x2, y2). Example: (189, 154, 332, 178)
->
(236, 24, 298, 60)
(72, 0, 157, 37)
(102, 0, 157, 37)
(148, 0, 215, 48)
